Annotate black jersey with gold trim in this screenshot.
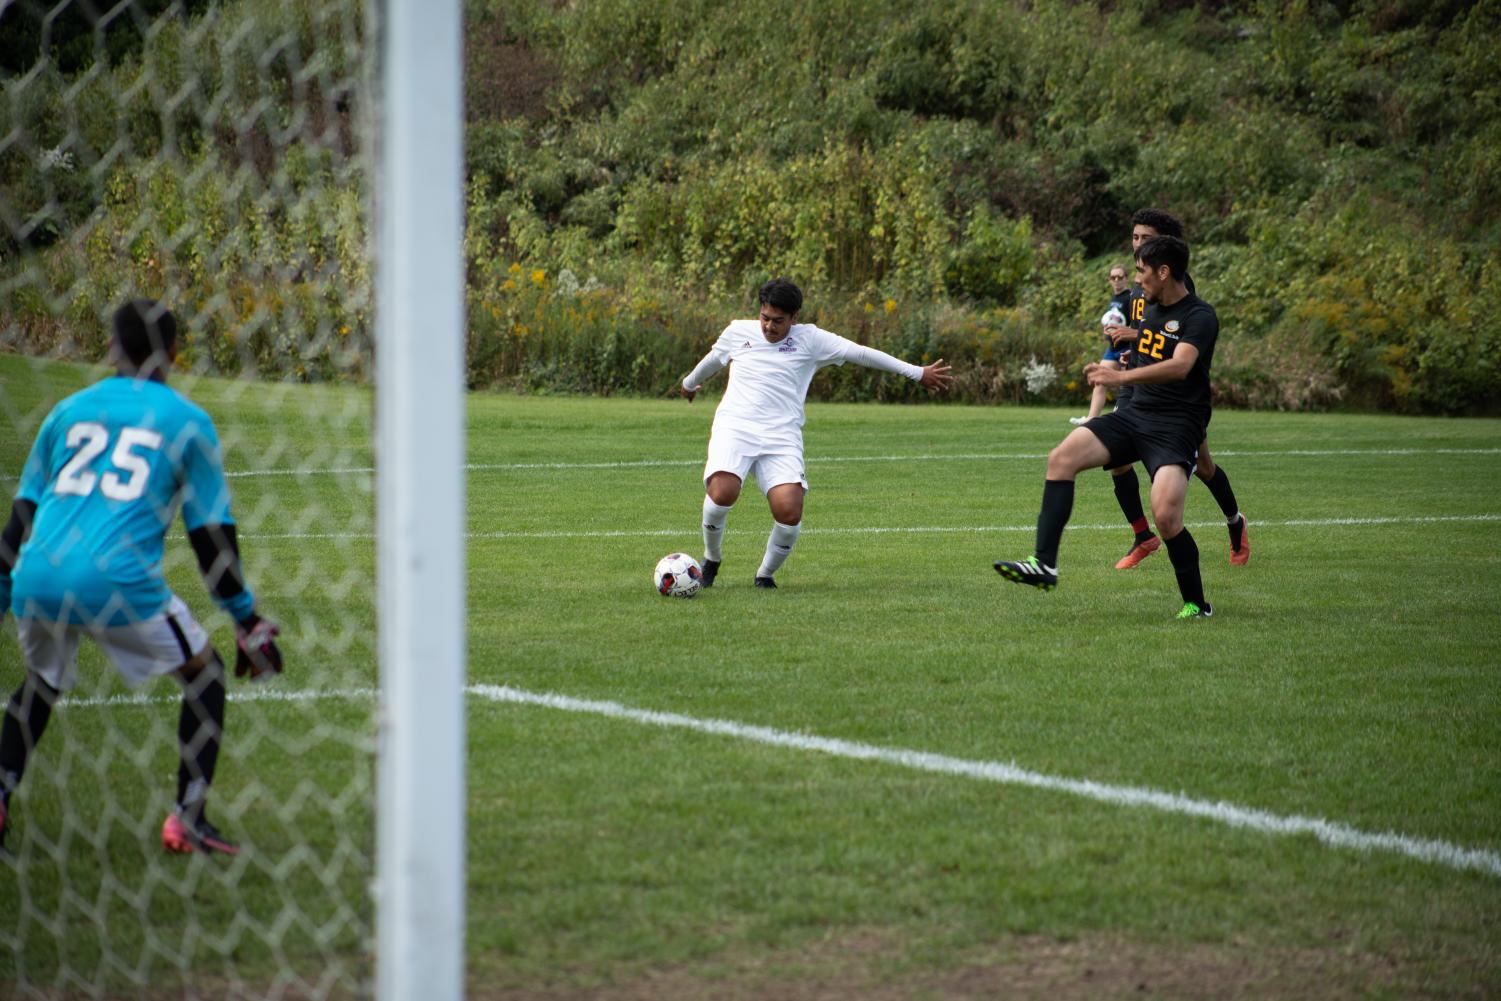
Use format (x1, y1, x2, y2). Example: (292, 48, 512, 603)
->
(1119, 272, 1197, 401)
(1131, 291, 1218, 427)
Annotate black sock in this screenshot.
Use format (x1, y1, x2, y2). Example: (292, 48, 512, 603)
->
(177, 661, 226, 815)
(0, 675, 59, 804)
(1111, 468, 1152, 541)
(1163, 528, 1207, 608)
(1035, 479, 1075, 569)
(1203, 467, 1240, 522)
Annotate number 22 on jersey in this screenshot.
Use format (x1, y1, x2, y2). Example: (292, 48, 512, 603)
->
(55, 422, 164, 502)
(1135, 328, 1167, 362)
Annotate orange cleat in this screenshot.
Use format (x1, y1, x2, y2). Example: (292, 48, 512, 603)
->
(1230, 518, 1250, 566)
(1115, 535, 1161, 570)
(162, 810, 240, 855)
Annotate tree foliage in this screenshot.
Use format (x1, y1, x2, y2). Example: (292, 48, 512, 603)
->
(460, 0, 1500, 412)
(3, 0, 1498, 410)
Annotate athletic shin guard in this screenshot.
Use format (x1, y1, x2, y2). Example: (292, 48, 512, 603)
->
(177, 661, 226, 812)
(1163, 529, 1207, 608)
(1111, 467, 1148, 533)
(1036, 480, 1075, 569)
(0, 675, 58, 799)
(702, 496, 732, 562)
(1203, 466, 1240, 521)
(757, 520, 801, 578)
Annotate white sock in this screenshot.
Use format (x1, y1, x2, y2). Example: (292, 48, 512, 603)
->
(702, 497, 732, 562)
(757, 520, 801, 579)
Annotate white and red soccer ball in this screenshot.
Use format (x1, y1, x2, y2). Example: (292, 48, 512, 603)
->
(654, 553, 703, 598)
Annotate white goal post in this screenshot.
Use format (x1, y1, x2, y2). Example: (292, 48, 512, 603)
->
(375, 0, 466, 999)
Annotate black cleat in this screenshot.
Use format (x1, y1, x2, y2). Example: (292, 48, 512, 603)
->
(700, 559, 720, 587)
(753, 576, 777, 589)
(993, 557, 1058, 590)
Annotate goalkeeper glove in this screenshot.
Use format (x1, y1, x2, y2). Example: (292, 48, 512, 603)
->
(235, 613, 283, 682)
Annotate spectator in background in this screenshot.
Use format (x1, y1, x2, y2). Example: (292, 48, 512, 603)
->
(1071, 264, 1133, 426)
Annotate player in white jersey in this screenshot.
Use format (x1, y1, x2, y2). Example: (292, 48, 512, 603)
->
(0, 300, 283, 856)
(681, 278, 952, 587)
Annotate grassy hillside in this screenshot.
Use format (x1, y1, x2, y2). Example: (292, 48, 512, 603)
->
(465, 0, 1501, 412)
(2, 0, 1498, 412)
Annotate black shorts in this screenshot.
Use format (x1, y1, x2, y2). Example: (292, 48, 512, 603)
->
(1083, 408, 1201, 480)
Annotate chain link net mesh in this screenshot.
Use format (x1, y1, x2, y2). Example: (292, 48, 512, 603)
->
(1, 1, 378, 996)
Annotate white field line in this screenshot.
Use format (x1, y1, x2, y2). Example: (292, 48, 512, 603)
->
(58, 686, 379, 709)
(471, 685, 1501, 881)
(218, 446, 1501, 478)
(238, 512, 1501, 542)
(57, 683, 1501, 880)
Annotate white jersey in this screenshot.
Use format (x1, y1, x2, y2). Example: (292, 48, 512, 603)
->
(684, 320, 921, 450)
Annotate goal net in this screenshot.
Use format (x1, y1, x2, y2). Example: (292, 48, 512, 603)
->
(1, 2, 390, 996)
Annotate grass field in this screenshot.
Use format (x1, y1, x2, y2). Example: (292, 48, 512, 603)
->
(1, 352, 1499, 999)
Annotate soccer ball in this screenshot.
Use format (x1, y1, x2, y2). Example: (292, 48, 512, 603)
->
(654, 552, 703, 598)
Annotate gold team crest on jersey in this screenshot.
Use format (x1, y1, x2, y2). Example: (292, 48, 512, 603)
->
(1165, 320, 1180, 333)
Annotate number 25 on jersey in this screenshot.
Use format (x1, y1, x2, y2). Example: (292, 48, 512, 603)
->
(55, 422, 163, 502)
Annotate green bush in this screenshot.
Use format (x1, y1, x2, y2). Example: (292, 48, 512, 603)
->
(5, 0, 1500, 412)
(463, 265, 1096, 407)
(2, 0, 370, 380)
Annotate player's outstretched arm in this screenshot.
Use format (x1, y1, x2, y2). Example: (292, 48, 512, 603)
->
(187, 523, 283, 681)
(919, 358, 952, 394)
(181, 411, 283, 680)
(840, 341, 951, 394)
(0, 499, 37, 620)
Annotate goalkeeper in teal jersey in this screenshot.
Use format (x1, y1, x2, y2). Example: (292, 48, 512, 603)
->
(0, 300, 283, 856)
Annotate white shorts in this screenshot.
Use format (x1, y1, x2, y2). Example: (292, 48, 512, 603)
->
(704, 432, 808, 495)
(16, 594, 211, 693)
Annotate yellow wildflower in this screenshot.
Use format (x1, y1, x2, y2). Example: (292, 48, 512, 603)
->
(531, 269, 546, 285)
(884, 298, 897, 314)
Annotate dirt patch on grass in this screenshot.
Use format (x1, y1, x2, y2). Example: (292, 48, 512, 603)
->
(468, 929, 1472, 1001)
(32, 930, 1487, 1000)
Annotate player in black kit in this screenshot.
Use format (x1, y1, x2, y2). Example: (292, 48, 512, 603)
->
(1103, 209, 1249, 570)
(995, 236, 1217, 619)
